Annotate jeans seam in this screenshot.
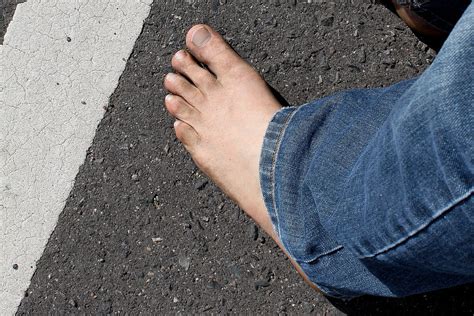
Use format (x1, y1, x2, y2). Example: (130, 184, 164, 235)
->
(269, 109, 299, 241)
(301, 245, 344, 263)
(361, 187, 474, 258)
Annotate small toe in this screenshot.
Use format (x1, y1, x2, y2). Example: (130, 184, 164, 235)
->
(171, 50, 216, 90)
(174, 120, 199, 148)
(165, 94, 199, 123)
(185, 24, 247, 78)
(164, 73, 202, 104)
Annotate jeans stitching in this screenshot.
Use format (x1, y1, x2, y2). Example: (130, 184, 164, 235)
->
(362, 187, 474, 258)
(270, 108, 298, 245)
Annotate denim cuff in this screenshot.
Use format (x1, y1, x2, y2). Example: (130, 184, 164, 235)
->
(259, 106, 298, 241)
(259, 106, 355, 298)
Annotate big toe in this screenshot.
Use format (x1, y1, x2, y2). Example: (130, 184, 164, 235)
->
(186, 24, 247, 78)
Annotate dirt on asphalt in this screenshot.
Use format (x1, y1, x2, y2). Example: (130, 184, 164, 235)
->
(16, 0, 473, 314)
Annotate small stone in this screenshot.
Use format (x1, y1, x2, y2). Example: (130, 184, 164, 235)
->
(302, 301, 314, 313)
(178, 256, 191, 271)
(66, 36, 72, 42)
(12, 264, 18, 270)
(254, 279, 271, 290)
(317, 75, 323, 84)
(194, 179, 208, 190)
(98, 300, 112, 314)
(207, 280, 220, 289)
(382, 56, 396, 67)
(173, 297, 179, 303)
(328, 46, 336, 58)
(320, 15, 334, 27)
(357, 47, 366, 63)
(318, 52, 330, 71)
(258, 51, 268, 60)
(248, 224, 259, 241)
(68, 298, 78, 308)
(348, 64, 361, 72)
(152, 237, 163, 243)
(131, 174, 139, 181)
(229, 264, 242, 279)
(81, 100, 86, 105)
(152, 195, 161, 209)
(164, 143, 170, 154)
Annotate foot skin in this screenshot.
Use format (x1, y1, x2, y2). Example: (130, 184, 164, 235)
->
(164, 24, 320, 292)
(163, 24, 281, 237)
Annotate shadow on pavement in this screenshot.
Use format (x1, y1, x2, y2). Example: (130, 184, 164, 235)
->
(328, 283, 473, 315)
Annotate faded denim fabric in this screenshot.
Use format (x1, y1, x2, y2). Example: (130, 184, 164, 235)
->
(260, 3, 473, 298)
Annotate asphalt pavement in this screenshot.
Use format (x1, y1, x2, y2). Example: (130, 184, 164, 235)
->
(2, 0, 473, 314)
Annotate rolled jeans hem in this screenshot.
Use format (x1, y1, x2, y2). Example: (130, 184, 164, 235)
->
(259, 106, 367, 299)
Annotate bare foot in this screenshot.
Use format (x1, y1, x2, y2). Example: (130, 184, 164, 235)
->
(164, 24, 320, 292)
(163, 24, 281, 237)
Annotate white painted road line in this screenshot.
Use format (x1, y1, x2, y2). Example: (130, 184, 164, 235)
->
(0, 0, 152, 313)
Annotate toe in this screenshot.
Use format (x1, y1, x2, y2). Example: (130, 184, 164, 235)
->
(185, 24, 248, 78)
(172, 50, 217, 90)
(174, 120, 199, 148)
(165, 94, 199, 124)
(164, 73, 202, 105)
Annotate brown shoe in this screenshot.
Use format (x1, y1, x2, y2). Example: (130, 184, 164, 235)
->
(382, 0, 470, 51)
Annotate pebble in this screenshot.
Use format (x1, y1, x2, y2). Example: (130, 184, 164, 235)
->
(317, 75, 323, 84)
(131, 174, 139, 181)
(178, 256, 191, 271)
(382, 56, 396, 67)
(152, 237, 163, 243)
(152, 195, 161, 210)
(302, 301, 314, 313)
(228, 264, 242, 279)
(12, 264, 18, 270)
(318, 52, 330, 71)
(68, 298, 78, 308)
(320, 15, 334, 27)
(254, 279, 271, 290)
(206, 280, 221, 289)
(194, 179, 208, 190)
(358, 47, 366, 63)
(348, 64, 361, 72)
(66, 36, 71, 42)
(328, 46, 336, 58)
(98, 300, 112, 314)
(248, 224, 259, 241)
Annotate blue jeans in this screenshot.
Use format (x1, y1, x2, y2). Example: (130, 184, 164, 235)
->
(260, 3, 473, 298)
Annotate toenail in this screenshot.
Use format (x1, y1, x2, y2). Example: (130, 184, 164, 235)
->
(165, 94, 173, 102)
(165, 73, 176, 82)
(174, 120, 181, 128)
(192, 27, 211, 47)
(175, 50, 186, 60)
